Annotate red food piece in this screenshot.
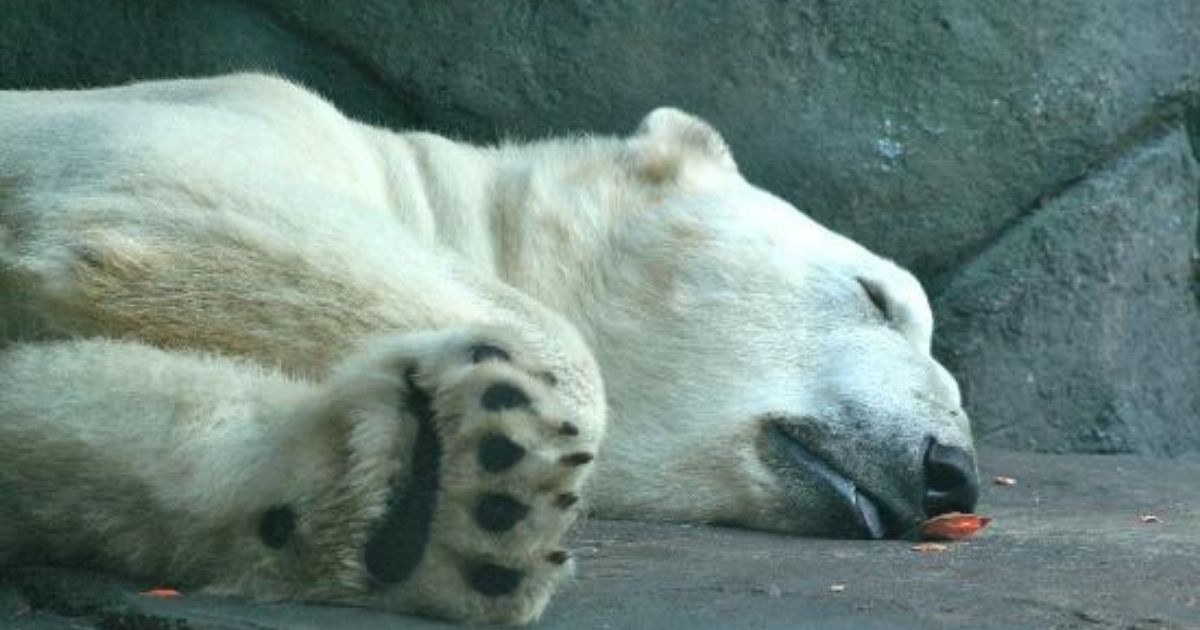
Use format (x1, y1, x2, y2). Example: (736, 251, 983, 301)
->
(919, 512, 991, 540)
(140, 588, 182, 599)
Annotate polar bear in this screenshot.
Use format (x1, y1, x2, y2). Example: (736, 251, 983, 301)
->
(0, 74, 977, 623)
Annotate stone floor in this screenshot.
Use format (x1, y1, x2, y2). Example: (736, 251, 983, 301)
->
(3, 450, 1198, 629)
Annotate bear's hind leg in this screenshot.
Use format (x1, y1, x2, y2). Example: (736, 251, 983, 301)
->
(0, 327, 605, 625)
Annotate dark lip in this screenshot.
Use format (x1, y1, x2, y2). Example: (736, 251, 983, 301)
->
(764, 424, 904, 540)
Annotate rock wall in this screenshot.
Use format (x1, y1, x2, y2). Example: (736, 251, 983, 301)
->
(935, 129, 1200, 454)
(2, 0, 1197, 454)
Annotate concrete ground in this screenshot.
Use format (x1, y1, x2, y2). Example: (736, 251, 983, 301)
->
(3, 450, 1198, 629)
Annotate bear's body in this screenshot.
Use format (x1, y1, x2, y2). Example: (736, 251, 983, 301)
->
(0, 75, 976, 623)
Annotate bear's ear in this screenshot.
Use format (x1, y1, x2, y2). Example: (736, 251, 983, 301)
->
(625, 107, 737, 183)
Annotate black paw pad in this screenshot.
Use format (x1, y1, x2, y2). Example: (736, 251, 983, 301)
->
(479, 433, 526, 472)
(553, 493, 579, 509)
(475, 494, 530, 533)
(470, 343, 511, 364)
(467, 563, 523, 597)
(481, 382, 531, 411)
(558, 422, 580, 436)
(367, 369, 441, 585)
(259, 505, 296, 549)
(546, 550, 569, 565)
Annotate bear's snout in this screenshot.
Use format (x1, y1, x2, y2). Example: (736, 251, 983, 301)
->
(922, 439, 980, 517)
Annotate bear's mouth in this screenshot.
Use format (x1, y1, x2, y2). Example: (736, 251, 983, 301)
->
(763, 423, 899, 539)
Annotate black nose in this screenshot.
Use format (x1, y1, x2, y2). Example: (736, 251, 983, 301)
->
(923, 440, 979, 516)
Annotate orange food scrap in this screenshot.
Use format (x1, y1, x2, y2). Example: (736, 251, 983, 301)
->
(919, 512, 991, 540)
(993, 475, 1017, 486)
(140, 588, 181, 599)
(1139, 514, 1161, 524)
(911, 542, 949, 553)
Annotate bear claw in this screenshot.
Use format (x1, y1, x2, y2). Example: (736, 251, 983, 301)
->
(553, 493, 579, 509)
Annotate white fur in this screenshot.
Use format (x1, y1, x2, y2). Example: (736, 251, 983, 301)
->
(0, 75, 972, 622)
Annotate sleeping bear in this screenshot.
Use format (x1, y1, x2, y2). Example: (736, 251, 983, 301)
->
(0, 74, 977, 623)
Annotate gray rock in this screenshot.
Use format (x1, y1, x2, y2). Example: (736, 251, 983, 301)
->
(934, 128, 1200, 454)
(0, 1, 401, 124)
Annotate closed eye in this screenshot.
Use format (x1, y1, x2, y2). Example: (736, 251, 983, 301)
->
(857, 277, 890, 322)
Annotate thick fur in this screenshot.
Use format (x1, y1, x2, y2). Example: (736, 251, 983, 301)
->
(0, 75, 973, 623)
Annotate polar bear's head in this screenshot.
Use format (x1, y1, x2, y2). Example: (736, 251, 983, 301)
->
(505, 109, 977, 539)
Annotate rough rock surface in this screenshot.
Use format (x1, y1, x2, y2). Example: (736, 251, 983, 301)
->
(935, 128, 1200, 453)
(0, 2, 1197, 448)
(4, 451, 1199, 629)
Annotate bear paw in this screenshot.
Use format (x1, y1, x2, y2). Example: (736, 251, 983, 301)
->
(315, 329, 602, 624)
